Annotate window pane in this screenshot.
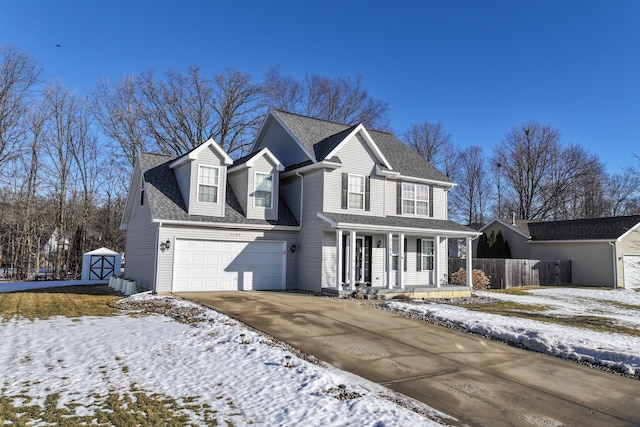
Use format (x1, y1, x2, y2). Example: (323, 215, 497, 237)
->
(255, 191, 271, 207)
(349, 175, 364, 193)
(416, 184, 428, 201)
(198, 185, 217, 203)
(416, 201, 428, 216)
(255, 173, 272, 192)
(198, 166, 218, 203)
(349, 193, 363, 209)
(200, 166, 219, 185)
(403, 199, 415, 214)
(402, 183, 415, 199)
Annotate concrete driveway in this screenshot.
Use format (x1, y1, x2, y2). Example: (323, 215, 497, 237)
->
(178, 291, 640, 427)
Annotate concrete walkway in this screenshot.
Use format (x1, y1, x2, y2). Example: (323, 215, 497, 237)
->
(179, 291, 640, 427)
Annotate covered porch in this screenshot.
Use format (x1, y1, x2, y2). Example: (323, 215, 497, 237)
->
(317, 213, 479, 298)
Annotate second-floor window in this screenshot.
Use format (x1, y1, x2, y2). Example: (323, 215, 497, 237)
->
(254, 172, 273, 208)
(198, 165, 219, 203)
(402, 183, 429, 216)
(348, 174, 365, 209)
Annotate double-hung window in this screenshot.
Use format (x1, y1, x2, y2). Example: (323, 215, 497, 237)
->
(420, 239, 434, 271)
(402, 183, 429, 215)
(254, 172, 273, 208)
(198, 165, 219, 203)
(348, 174, 365, 210)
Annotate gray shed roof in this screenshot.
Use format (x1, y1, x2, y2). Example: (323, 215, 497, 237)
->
(271, 110, 453, 183)
(139, 152, 299, 227)
(320, 212, 479, 236)
(527, 215, 640, 241)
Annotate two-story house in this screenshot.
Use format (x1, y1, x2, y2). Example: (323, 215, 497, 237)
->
(120, 110, 479, 296)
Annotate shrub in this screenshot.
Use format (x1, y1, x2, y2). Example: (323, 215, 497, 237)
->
(450, 267, 491, 290)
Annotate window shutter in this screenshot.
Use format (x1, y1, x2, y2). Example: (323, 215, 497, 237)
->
(416, 239, 422, 271)
(341, 173, 348, 209)
(429, 186, 434, 217)
(403, 238, 407, 272)
(341, 234, 347, 283)
(365, 176, 370, 211)
(396, 182, 402, 215)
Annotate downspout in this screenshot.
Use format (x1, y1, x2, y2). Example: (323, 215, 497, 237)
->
(609, 241, 617, 289)
(295, 172, 304, 286)
(153, 223, 161, 295)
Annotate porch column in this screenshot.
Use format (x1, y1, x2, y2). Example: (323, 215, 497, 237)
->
(349, 230, 357, 291)
(386, 232, 393, 289)
(435, 235, 441, 288)
(398, 233, 405, 289)
(466, 236, 473, 289)
(336, 229, 342, 290)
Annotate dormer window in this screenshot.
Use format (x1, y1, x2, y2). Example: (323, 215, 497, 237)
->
(402, 183, 429, 215)
(198, 165, 219, 203)
(348, 174, 365, 210)
(254, 172, 273, 208)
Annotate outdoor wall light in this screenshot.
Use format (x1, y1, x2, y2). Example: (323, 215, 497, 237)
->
(377, 240, 382, 248)
(290, 244, 297, 253)
(160, 239, 171, 252)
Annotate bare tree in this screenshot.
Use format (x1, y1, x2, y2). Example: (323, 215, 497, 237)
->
(403, 121, 457, 178)
(450, 146, 492, 227)
(263, 67, 389, 129)
(0, 46, 41, 170)
(90, 75, 151, 166)
(495, 122, 560, 220)
(606, 169, 640, 216)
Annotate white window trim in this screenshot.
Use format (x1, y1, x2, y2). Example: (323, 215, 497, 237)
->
(348, 174, 365, 210)
(402, 182, 429, 216)
(253, 171, 274, 208)
(420, 238, 435, 271)
(197, 164, 220, 204)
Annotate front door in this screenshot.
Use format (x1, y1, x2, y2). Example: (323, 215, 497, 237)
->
(342, 235, 372, 285)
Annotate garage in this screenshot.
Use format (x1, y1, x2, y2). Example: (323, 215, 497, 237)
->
(173, 239, 286, 292)
(623, 255, 640, 289)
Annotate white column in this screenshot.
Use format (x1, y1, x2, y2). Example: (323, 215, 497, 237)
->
(398, 233, 405, 289)
(435, 235, 440, 288)
(349, 230, 357, 291)
(466, 237, 473, 288)
(336, 229, 342, 290)
(386, 233, 393, 289)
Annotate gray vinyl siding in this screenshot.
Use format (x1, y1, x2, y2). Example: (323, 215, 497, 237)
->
(246, 156, 278, 221)
(173, 163, 191, 211)
(297, 170, 325, 292)
(188, 147, 227, 217)
(155, 226, 298, 293)
(255, 118, 311, 167)
(475, 222, 531, 259)
(431, 186, 447, 220)
(280, 176, 302, 224)
(123, 188, 158, 291)
(323, 134, 384, 216)
(227, 170, 249, 215)
(530, 242, 612, 286)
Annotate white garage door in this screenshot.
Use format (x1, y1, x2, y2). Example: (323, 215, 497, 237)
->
(173, 239, 285, 292)
(623, 255, 640, 289)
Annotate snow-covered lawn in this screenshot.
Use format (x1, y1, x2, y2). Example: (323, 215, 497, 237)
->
(383, 288, 640, 377)
(0, 288, 450, 426)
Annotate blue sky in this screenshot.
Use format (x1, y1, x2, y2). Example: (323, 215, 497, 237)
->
(2, 0, 638, 173)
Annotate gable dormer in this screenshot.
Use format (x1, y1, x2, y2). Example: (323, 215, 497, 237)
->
(169, 138, 233, 218)
(228, 147, 284, 221)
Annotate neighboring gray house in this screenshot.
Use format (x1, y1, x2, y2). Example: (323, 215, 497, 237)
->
(121, 110, 479, 295)
(477, 216, 640, 288)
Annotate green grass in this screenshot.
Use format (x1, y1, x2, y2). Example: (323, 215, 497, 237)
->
(0, 285, 121, 321)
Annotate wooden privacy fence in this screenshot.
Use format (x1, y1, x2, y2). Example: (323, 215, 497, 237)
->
(449, 258, 571, 289)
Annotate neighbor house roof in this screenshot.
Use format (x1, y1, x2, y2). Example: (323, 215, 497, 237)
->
(139, 152, 299, 227)
(527, 215, 640, 241)
(270, 110, 453, 184)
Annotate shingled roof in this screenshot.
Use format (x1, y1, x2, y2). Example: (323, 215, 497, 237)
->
(139, 152, 299, 227)
(271, 110, 453, 183)
(527, 215, 640, 241)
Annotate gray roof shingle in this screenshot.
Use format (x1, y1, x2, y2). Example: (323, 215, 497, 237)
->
(271, 110, 453, 183)
(320, 212, 478, 235)
(139, 152, 299, 227)
(527, 215, 640, 241)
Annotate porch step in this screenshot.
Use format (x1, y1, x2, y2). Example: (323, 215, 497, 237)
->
(321, 286, 471, 300)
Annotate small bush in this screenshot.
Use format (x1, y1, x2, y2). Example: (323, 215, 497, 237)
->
(450, 268, 491, 290)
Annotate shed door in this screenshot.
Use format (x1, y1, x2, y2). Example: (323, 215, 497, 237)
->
(623, 255, 640, 289)
(173, 239, 285, 292)
(89, 255, 115, 280)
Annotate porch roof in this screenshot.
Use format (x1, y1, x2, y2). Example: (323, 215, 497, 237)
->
(318, 212, 480, 237)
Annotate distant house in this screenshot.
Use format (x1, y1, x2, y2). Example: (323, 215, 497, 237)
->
(120, 110, 479, 296)
(477, 216, 640, 288)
